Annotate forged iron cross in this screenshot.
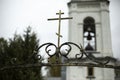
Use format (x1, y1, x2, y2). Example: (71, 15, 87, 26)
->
(48, 10, 72, 47)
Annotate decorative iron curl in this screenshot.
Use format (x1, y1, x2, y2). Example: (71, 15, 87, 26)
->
(59, 42, 83, 59)
(36, 43, 57, 58)
(83, 51, 110, 65)
(35, 42, 111, 65)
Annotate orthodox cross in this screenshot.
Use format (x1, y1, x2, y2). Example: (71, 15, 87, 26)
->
(48, 10, 72, 47)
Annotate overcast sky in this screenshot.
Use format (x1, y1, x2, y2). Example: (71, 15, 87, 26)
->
(0, 0, 120, 59)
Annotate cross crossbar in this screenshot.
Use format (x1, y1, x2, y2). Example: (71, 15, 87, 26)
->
(48, 10, 72, 47)
(48, 17, 73, 21)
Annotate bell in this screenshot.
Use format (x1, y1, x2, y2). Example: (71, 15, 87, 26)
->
(85, 43, 94, 51)
(87, 32, 92, 40)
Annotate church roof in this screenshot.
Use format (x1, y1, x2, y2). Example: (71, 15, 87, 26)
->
(70, 0, 109, 1)
(68, 0, 109, 5)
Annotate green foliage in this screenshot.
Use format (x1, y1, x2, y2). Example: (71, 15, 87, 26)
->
(0, 27, 43, 80)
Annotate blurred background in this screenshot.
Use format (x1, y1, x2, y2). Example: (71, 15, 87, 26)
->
(0, 0, 120, 59)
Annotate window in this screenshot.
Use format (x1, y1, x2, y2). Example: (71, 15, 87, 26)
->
(87, 67, 94, 76)
(83, 17, 96, 51)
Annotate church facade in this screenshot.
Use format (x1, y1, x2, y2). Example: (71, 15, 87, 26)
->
(46, 0, 116, 80)
(67, 0, 115, 80)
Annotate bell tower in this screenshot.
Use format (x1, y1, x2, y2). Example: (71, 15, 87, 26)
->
(67, 0, 115, 80)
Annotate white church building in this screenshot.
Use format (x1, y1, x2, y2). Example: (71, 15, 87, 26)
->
(67, 0, 115, 80)
(47, 0, 116, 80)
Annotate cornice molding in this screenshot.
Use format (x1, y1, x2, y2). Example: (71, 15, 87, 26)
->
(68, 0, 110, 7)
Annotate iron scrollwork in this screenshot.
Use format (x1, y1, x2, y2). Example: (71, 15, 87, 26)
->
(35, 42, 111, 65)
(0, 42, 119, 70)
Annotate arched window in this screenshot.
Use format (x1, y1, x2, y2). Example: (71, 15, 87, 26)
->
(83, 17, 96, 51)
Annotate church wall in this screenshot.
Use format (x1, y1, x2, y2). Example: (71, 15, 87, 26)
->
(66, 67, 87, 80)
(68, 2, 113, 57)
(67, 0, 115, 80)
(94, 68, 104, 80)
(103, 68, 115, 80)
(100, 8, 113, 57)
(69, 11, 104, 57)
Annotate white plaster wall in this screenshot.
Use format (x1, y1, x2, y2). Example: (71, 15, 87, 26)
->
(66, 67, 87, 80)
(68, 1, 113, 57)
(100, 2, 113, 57)
(103, 68, 115, 80)
(67, 1, 114, 80)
